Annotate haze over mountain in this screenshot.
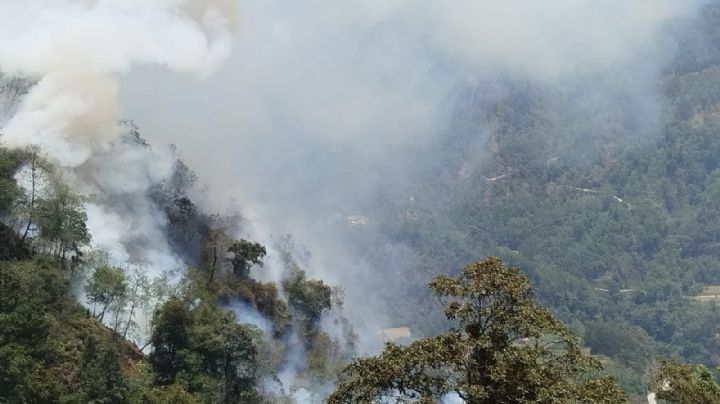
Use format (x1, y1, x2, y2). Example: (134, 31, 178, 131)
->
(2, 1, 720, 403)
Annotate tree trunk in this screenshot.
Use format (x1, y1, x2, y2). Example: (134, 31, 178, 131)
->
(99, 302, 109, 322)
(113, 308, 122, 334)
(20, 152, 37, 242)
(123, 286, 139, 338)
(208, 246, 218, 285)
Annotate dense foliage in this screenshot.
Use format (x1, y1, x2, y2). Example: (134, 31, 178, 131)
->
(0, 132, 356, 402)
(0, 256, 140, 403)
(342, 4, 720, 398)
(653, 359, 720, 403)
(329, 258, 626, 403)
(7, 3, 720, 402)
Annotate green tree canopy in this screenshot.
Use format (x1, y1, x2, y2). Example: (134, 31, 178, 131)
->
(86, 265, 127, 322)
(227, 239, 266, 279)
(329, 257, 627, 403)
(35, 175, 90, 263)
(149, 296, 269, 403)
(282, 269, 332, 338)
(653, 359, 720, 403)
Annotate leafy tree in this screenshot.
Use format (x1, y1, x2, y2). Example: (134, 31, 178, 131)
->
(5, 270, 133, 401)
(329, 257, 627, 403)
(280, 270, 355, 397)
(125, 362, 203, 404)
(0, 261, 54, 402)
(227, 239, 266, 279)
(282, 269, 332, 339)
(35, 174, 90, 264)
(86, 265, 128, 322)
(0, 145, 22, 218)
(149, 295, 270, 403)
(214, 323, 265, 402)
(120, 265, 152, 339)
(149, 298, 194, 384)
(236, 280, 292, 338)
(77, 337, 128, 403)
(0, 146, 30, 259)
(13, 144, 47, 242)
(653, 359, 720, 403)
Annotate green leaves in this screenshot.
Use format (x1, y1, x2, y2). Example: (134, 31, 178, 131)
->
(283, 269, 332, 333)
(330, 257, 627, 403)
(654, 359, 720, 403)
(86, 265, 127, 321)
(34, 173, 90, 262)
(149, 296, 269, 403)
(227, 239, 267, 279)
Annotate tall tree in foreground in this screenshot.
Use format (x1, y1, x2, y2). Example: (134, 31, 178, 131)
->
(329, 257, 627, 403)
(653, 359, 720, 403)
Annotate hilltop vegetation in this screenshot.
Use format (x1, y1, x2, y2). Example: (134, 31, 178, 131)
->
(0, 156, 628, 402)
(1, 119, 719, 402)
(0, 141, 356, 403)
(330, 258, 627, 403)
(344, 3, 720, 399)
(6, 3, 720, 403)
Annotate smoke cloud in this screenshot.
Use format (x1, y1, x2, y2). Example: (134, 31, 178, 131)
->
(118, 0, 706, 349)
(0, 0, 235, 166)
(0, 1, 712, 396)
(0, 0, 237, 272)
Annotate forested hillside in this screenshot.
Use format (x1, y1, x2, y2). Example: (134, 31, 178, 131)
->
(345, 3, 720, 398)
(6, 1, 720, 403)
(0, 140, 357, 402)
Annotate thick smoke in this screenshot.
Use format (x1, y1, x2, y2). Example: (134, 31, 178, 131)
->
(118, 0, 705, 350)
(0, 0, 235, 166)
(0, 2, 712, 399)
(0, 0, 235, 270)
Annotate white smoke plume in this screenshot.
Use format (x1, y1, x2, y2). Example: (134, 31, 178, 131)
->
(0, 1, 713, 401)
(119, 0, 707, 351)
(0, 0, 236, 271)
(0, 0, 235, 167)
(229, 300, 273, 334)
